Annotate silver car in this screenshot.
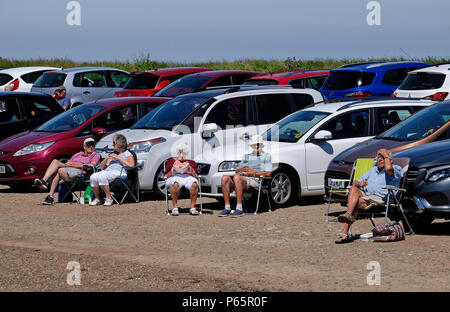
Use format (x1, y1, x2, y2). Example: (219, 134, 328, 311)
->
(31, 67, 130, 108)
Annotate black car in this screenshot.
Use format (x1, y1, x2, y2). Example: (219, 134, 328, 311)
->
(394, 139, 450, 228)
(0, 92, 64, 141)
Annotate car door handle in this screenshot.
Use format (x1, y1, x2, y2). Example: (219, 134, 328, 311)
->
(83, 91, 90, 95)
(240, 133, 250, 140)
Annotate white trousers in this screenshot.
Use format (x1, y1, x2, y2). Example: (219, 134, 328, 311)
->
(90, 170, 122, 187)
(166, 174, 198, 190)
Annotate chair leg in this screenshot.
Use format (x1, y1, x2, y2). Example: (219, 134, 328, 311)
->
(266, 192, 271, 212)
(165, 181, 170, 215)
(397, 203, 415, 235)
(255, 182, 262, 215)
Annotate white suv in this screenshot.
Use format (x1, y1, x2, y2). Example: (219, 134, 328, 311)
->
(393, 64, 450, 101)
(0, 66, 59, 92)
(94, 86, 324, 197)
(196, 99, 434, 207)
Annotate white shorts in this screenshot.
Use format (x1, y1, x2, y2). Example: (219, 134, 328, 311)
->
(166, 174, 198, 190)
(360, 190, 386, 204)
(244, 177, 260, 189)
(90, 170, 122, 187)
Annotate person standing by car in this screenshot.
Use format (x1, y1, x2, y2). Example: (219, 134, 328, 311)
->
(53, 86, 71, 110)
(335, 148, 403, 244)
(219, 135, 272, 217)
(35, 138, 100, 205)
(89, 134, 135, 206)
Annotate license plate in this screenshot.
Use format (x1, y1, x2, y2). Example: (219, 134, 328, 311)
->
(328, 178, 346, 189)
(0, 166, 5, 174)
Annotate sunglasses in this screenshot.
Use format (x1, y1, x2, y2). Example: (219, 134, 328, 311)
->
(86, 142, 96, 148)
(377, 154, 385, 159)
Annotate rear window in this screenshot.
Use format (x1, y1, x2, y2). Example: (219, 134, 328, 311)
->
(124, 75, 159, 89)
(21, 70, 49, 84)
(243, 79, 279, 86)
(321, 71, 375, 90)
(0, 74, 13, 86)
(398, 72, 446, 90)
(154, 76, 211, 97)
(33, 73, 67, 88)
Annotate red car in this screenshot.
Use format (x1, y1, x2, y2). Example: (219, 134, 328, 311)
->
(153, 70, 261, 97)
(243, 69, 330, 90)
(0, 96, 169, 188)
(114, 67, 211, 97)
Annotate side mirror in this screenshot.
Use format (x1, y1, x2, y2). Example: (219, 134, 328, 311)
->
(201, 123, 219, 138)
(313, 130, 332, 141)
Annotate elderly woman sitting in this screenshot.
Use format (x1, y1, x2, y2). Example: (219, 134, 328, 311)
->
(89, 134, 135, 206)
(164, 143, 199, 216)
(35, 137, 100, 205)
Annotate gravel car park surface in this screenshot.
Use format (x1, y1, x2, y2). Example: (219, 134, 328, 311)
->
(1, 185, 450, 292)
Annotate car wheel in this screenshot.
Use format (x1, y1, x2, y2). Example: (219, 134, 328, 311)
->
(153, 165, 167, 199)
(269, 168, 296, 208)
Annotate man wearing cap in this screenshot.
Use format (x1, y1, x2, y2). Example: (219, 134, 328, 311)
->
(219, 135, 272, 217)
(335, 148, 403, 244)
(53, 85, 71, 110)
(35, 138, 100, 205)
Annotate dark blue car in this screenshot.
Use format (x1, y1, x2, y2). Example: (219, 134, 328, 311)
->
(320, 61, 429, 100)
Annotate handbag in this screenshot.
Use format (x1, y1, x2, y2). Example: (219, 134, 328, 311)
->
(372, 220, 405, 242)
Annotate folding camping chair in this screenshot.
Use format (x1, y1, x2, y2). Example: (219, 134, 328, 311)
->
(164, 160, 203, 215)
(109, 150, 144, 204)
(59, 164, 97, 202)
(326, 158, 373, 222)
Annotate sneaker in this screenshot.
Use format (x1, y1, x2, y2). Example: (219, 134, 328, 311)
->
(171, 208, 179, 216)
(42, 195, 54, 205)
(34, 178, 48, 191)
(218, 209, 231, 217)
(103, 198, 113, 206)
(89, 198, 101, 206)
(230, 209, 245, 218)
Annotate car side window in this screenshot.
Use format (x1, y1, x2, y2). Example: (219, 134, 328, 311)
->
(254, 94, 292, 125)
(289, 79, 304, 89)
(375, 107, 412, 134)
(292, 93, 314, 110)
(207, 76, 232, 88)
(0, 98, 22, 123)
(93, 106, 136, 132)
(107, 71, 130, 88)
(204, 97, 248, 128)
(231, 74, 256, 85)
(382, 68, 409, 86)
(320, 110, 369, 139)
(22, 97, 55, 120)
(81, 71, 108, 88)
(305, 76, 327, 90)
(20, 70, 49, 84)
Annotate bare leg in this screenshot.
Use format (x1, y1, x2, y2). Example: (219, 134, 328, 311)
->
(49, 168, 69, 197)
(189, 182, 198, 209)
(43, 159, 65, 182)
(221, 175, 233, 205)
(100, 184, 112, 201)
(233, 175, 248, 205)
(170, 182, 180, 209)
(340, 186, 370, 234)
(92, 186, 100, 200)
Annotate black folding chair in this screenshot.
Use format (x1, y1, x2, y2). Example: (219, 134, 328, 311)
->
(109, 150, 144, 204)
(242, 175, 272, 214)
(59, 164, 96, 202)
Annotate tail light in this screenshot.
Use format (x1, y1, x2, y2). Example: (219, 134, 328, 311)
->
(345, 90, 372, 98)
(7, 79, 19, 91)
(425, 92, 449, 101)
(114, 91, 121, 97)
(391, 92, 396, 98)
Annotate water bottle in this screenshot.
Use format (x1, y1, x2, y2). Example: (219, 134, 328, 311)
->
(78, 197, 85, 204)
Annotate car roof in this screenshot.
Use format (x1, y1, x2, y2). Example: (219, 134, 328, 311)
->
(248, 69, 330, 80)
(0, 91, 55, 99)
(50, 67, 129, 73)
(183, 70, 260, 78)
(92, 96, 171, 107)
(131, 67, 211, 77)
(302, 98, 434, 114)
(335, 61, 428, 73)
(408, 63, 450, 74)
(0, 66, 60, 74)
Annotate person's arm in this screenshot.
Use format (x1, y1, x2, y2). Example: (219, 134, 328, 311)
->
(164, 158, 175, 178)
(187, 161, 199, 179)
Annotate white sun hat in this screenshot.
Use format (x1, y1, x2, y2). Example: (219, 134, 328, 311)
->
(249, 135, 264, 146)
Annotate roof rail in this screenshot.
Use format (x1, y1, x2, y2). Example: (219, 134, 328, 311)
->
(335, 96, 433, 111)
(412, 63, 450, 70)
(338, 61, 385, 69)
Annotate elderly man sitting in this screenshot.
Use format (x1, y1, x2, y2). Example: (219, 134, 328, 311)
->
(164, 143, 200, 216)
(335, 148, 403, 244)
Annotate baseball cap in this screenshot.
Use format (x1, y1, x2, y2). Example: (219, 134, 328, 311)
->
(84, 138, 96, 145)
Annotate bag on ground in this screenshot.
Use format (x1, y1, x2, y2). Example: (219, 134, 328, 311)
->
(372, 220, 405, 242)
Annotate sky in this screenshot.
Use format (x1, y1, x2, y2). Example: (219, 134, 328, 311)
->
(1, 0, 449, 62)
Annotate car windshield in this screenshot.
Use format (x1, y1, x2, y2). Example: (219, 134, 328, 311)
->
(124, 75, 159, 89)
(321, 71, 375, 90)
(33, 73, 67, 88)
(132, 95, 211, 131)
(378, 104, 450, 141)
(154, 76, 211, 97)
(35, 104, 106, 132)
(242, 79, 279, 86)
(398, 72, 446, 90)
(263, 110, 330, 143)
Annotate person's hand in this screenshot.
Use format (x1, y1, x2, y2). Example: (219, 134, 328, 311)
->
(378, 149, 391, 160)
(360, 180, 368, 187)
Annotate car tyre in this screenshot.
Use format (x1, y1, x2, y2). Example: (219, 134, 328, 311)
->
(269, 168, 296, 208)
(153, 164, 167, 200)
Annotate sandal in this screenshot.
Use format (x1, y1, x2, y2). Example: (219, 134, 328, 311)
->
(171, 208, 179, 216)
(337, 212, 355, 224)
(190, 208, 199, 215)
(335, 233, 353, 244)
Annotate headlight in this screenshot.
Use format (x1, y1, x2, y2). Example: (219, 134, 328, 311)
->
(13, 142, 55, 157)
(426, 165, 450, 182)
(218, 161, 241, 172)
(128, 137, 166, 153)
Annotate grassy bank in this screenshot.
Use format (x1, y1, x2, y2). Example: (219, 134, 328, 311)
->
(0, 55, 448, 73)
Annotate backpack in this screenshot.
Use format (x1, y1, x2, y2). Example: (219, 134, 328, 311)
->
(372, 220, 405, 242)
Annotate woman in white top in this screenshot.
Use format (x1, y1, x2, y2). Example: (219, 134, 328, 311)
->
(89, 134, 135, 206)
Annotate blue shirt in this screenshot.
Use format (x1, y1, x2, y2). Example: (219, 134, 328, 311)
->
(357, 164, 403, 196)
(238, 151, 272, 172)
